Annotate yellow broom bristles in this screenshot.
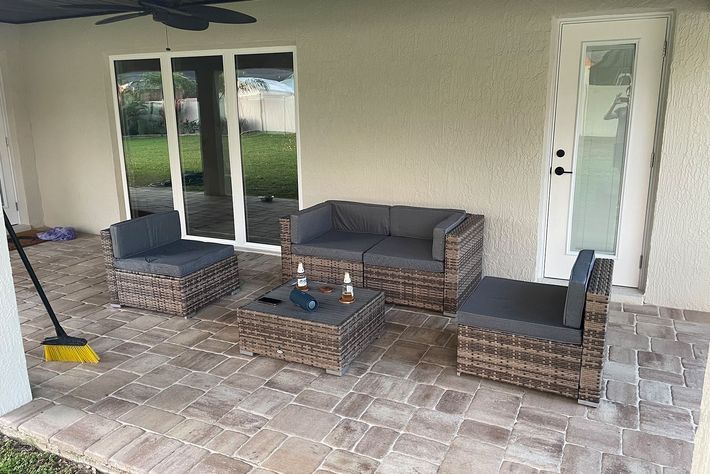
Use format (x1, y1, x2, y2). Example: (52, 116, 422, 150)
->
(44, 344, 100, 364)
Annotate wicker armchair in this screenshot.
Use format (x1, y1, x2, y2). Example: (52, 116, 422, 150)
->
(101, 212, 239, 317)
(280, 202, 483, 313)
(456, 256, 613, 405)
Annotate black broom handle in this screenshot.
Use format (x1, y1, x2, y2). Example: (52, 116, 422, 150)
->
(4, 210, 67, 338)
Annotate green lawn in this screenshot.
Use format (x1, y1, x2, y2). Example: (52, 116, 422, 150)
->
(122, 132, 298, 199)
(0, 435, 92, 474)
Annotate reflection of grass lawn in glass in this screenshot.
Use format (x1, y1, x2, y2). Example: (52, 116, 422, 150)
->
(123, 132, 298, 199)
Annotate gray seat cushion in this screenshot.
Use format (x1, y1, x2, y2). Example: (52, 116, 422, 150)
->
(363, 236, 444, 273)
(331, 201, 390, 235)
(114, 239, 234, 278)
(290, 202, 333, 244)
(292, 230, 387, 262)
(563, 250, 596, 329)
(110, 211, 181, 259)
(458, 277, 582, 344)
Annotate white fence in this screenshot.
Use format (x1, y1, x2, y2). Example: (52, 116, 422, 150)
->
(148, 91, 296, 134)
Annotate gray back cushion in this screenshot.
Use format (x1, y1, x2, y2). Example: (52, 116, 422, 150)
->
(291, 202, 333, 244)
(331, 201, 390, 235)
(563, 250, 596, 329)
(390, 206, 465, 240)
(110, 211, 181, 259)
(432, 213, 466, 261)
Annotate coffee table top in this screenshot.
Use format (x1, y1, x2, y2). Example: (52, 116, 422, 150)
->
(241, 281, 384, 326)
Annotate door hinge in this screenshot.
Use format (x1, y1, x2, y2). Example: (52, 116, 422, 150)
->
(15, 202, 19, 211)
(639, 254, 644, 269)
(651, 151, 655, 168)
(663, 40, 668, 58)
(4, 136, 8, 147)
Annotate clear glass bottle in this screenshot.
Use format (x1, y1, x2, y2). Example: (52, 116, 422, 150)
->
(296, 262, 308, 291)
(340, 272, 354, 303)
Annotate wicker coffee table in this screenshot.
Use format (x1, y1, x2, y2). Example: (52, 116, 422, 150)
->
(237, 281, 385, 375)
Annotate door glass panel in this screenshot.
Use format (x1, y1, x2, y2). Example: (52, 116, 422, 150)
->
(172, 56, 235, 240)
(236, 52, 299, 245)
(569, 43, 635, 254)
(114, 59, 173, 218)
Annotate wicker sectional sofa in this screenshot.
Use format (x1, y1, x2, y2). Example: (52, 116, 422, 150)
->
(456, 250, 614, 405)
(101, 211, 239, 317)
(280, 200, 484, 313)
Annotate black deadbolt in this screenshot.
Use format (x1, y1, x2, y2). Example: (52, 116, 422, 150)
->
(554, 166, 572, 176)
(556, 149, 565, 158)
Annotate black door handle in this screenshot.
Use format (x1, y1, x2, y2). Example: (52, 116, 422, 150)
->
(553, 166, 572, 176)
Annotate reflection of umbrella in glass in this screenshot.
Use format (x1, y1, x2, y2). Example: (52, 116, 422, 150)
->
(238, 77, 294, 95)
(589, 48, 634, 85)
(281, 75, 294, 90)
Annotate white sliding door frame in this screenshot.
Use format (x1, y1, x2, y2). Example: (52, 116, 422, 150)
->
(108, 46, 302, 255)
(159, 55, 187, 235)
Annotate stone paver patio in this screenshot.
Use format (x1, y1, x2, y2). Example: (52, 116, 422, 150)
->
(1, 236, 708, 473)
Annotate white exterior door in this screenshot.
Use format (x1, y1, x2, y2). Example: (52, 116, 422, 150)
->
(0, 95, 19, 225)
(544, 17, 668, 287)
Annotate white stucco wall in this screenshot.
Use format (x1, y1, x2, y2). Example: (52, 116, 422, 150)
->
(2, 0, 709, 309)
(0, 24, 44, 228)
(0, 227, 32, 416)
(644, 11, 710, 310)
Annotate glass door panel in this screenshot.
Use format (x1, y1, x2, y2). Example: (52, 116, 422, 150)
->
(569, 43, 635, 254)
(235, 52, 299, 245)
(171, 56, 235, 240)
(114, 59, 173, 218)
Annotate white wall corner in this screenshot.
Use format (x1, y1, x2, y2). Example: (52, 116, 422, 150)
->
(0, 230, 32, 417)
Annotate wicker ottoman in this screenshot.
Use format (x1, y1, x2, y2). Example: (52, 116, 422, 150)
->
(237, 282, 385, 375)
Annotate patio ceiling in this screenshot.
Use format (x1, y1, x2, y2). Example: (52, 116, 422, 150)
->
(0, 0, 237, 24)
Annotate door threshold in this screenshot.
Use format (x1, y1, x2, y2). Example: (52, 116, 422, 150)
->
(610, 285, 644, 305)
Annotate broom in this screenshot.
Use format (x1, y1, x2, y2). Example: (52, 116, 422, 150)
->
(4, 210, 99, 363)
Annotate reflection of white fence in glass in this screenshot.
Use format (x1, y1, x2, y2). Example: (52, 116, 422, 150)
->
(176, 98, 200, 123)
(238, 93, 296, 133)
(146, 93, 296, 134)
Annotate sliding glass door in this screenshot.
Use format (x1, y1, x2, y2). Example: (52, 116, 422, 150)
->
(113, 59, 173, 218)
(236, 52, 299, 245)
(171, 56, 235, 240)
(112, 49, 300, 251)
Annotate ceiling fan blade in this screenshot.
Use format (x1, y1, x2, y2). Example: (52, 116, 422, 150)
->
(157, 12, 210, 31)
(178, 5, 257, 24)
(140, 1, 193, 17)
(60, 4, 138, 12)
(95, 11, 149, 25)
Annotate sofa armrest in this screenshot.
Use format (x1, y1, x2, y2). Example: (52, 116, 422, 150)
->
(443, 214, 484, 313)
(290, 202, 333, 244)
(100, 229, 119, 305)
(432, 213, 466, 261)
(578, 258, 614, 405)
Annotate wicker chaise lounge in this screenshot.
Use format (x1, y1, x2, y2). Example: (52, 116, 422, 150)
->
(101, 211, 239, 317)
(280, 201, 483, 313)
(456, 250, 613, 405)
